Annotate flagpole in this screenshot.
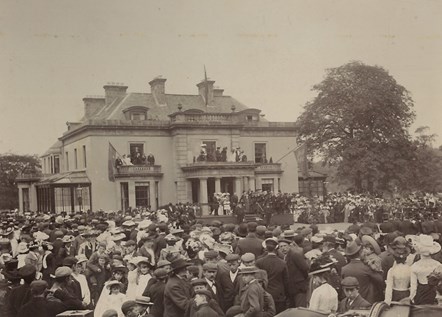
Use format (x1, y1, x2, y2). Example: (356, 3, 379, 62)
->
(275, 143, 304, 163)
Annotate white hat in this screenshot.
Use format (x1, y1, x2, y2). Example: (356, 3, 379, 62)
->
(416, 235, 441, 255)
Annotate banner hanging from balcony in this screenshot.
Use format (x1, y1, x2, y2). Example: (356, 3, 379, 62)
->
(108, 142, 118, 182)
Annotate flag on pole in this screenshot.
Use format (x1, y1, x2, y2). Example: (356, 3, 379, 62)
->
(108, 142, 117, 182)
(294, 143, 309, 178)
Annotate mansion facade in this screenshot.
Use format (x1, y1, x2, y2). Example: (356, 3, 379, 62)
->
(16, 76, 305, 214)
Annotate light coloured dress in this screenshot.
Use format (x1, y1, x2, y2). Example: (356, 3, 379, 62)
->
(385, 262, 411, 303)
(309, 282, 338, 313)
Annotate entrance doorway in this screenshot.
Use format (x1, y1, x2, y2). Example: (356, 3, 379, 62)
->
(221, 177, 234, 195)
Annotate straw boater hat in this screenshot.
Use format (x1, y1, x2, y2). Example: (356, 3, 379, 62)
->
(416, 234, 441, 256)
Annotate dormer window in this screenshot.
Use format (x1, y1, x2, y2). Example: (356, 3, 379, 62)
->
(123, 106, 149, 121)
(131, 112, 146, 121)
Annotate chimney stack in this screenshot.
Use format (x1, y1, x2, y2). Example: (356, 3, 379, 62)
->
(149, 77, 167, 106)
(103, 83, 128, 106)
(83, 96, 105, 119)
(213, 87, 224, 97)
(197, 79, 215, 105)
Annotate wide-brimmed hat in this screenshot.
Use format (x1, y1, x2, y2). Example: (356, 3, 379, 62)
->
(416, 234, 441, 255)
(345, 241, 362, 256)
(170, 258, 190, 272)
(106, 280, 124, 290)
(17, 242, 29, 254)
(135, 296, 153, 306)
(112, 233, 126, 241)
(308, 254, 336, 275)
(76, 254, 88, 264)
(62, 235, 75, 243)
(361, 235, 381, 255)
(112, 265, 128, 274)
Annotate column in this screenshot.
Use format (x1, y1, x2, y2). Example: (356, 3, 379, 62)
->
(149, 181, 156, 211)
(243, 176, 249, 192)
(215, 177, 221, 193)
(235, 177, 242, 197)
(249, 177, 256, 191)
(18, 186, 23, 213)
(199, 178, 209, 215)
(255, 177, 262, 191)
(128, 181, 136, 210)
(274, 177, 279, 192)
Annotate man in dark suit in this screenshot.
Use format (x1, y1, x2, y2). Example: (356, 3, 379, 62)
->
(284, 237, 309, 308)
(164, 258, 193, 317)
(235, 222, 263, 258)
(255, 238, 289, 314)
(216, 253, 240, 313)
(341, 241, 385, 304)
(7, 264, 36, 317)
(143, 268, 167, 317)
(338, 277, 372, 313)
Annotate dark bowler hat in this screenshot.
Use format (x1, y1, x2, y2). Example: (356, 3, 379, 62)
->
(170, 258, 190, 272)
(345, 241, 362, 256)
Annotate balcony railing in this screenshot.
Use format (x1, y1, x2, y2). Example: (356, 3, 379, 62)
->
(255, 163, 283, 174)
(16, 173, 45, 181)
(115, 165, 163, 177)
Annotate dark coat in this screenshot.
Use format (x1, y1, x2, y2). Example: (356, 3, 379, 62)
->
(17, 296, 67, 317)
(338, 294, 372, 313)
(164, 275, 193, 317)
(7, 283, 32, 317)
(240, 279, 265, 317)
(143, 278, 166, 317)
(193, 303, 220, 317)
(255, 253, 289, 303)
(341, 259, 385, 304)
(285, 245, 309, 294)
(216, 268, 240, 312)
(235, 233, 263, 258)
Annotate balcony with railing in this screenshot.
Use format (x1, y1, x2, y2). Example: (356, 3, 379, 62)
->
(16, 172, 45, 182)
(255, 163, 283, 174)
(115, 165, 163, 178)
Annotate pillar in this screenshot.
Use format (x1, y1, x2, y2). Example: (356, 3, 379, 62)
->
(18, 186, 23, 213)
(243, 176, 249, 192)
(274, 177, 279, 192)
(149, 181, 156, 211)
(199, 178, 209, 215)
(128, 181, 136, 210)
(235, 177, 242, 197)
(215, 177, 221, 193)
(255, 178, 262, 191)
(249, 177, 256, 191)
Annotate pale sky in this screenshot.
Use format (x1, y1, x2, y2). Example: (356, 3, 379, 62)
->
(1, 0, 441, 155)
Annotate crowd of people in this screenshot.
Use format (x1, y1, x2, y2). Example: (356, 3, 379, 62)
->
(1, 194, 442, 317)
(115, 153, 156, 167)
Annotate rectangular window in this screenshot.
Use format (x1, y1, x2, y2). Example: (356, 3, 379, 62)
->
(121, 182, 129, 211)
(65, 152, 69, 171)
(155, 181, 159, 209)
(74, 148, 78, 169)
(50, 156, 54, 174)
(254, 143, 267, 163)
(130, 143, 144, 165)
(135, 185, 150, 209)
(131, 112, 146, 121)
(22, 188, 30, 212)
(74, 186, 90, 212)
(202, 141, 216, 162)
(54, 156, 60, 174)
(83, 145, 87, 168)
(261, 178, 274, 192)
(54, 187, 72, 213)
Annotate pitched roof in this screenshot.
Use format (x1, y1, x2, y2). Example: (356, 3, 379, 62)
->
(90, 93, 251, 121)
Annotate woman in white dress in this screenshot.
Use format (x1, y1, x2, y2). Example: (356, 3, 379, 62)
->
(308, 255, 338, 314)
(94, 280, 126, 317)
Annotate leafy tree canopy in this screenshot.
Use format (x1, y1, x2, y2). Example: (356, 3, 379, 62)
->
(0, 153, 40, 209)
(296, 61, 416, 192)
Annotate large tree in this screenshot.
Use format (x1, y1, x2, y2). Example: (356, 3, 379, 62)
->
(296, 61, 416, 192)
(0, 153, 40, 209)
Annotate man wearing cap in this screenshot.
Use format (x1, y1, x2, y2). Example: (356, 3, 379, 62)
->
(192, 289, 220, 317)
(256, 238, 289, 313)
(121, 300, 139, 317)
(338, 277, 371, 313)
(216, 253, 241, 313)
(202, 263, 219, 302)
(7, 264, 36, 317)
(341, 241, 385, 304)
(143, 268, 168, 317)
(164, 258, 192, 317)
(238, 267, 265, 317)
(46, 266, 85, 311)
(235, 222, 264, 258)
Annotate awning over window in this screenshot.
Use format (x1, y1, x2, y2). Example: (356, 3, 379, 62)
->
(38, 171, 91, 185)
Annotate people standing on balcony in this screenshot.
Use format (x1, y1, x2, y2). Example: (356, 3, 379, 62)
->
(147, 154, 155, 165)
(122, 155, 133, 166)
